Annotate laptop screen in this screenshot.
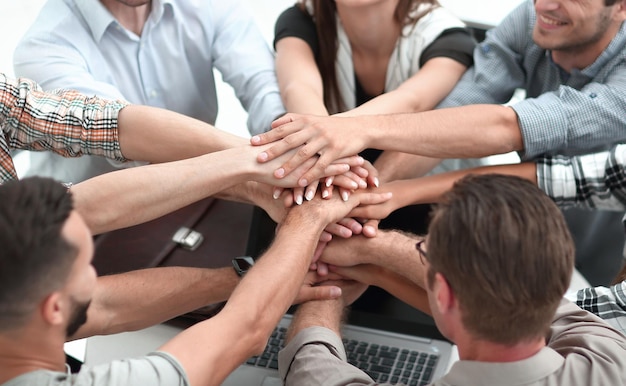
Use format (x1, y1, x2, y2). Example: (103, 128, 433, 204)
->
(245, 207, 448, 343)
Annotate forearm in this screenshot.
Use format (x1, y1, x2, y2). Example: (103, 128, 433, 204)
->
(158, 208, 327, 385)
(367, 104, 523, 158)
(117, 105, 247, 162)
(287, 298, 345, 342)
(71, 267, 238, 340)
(370, 266, 431, 315)
(374, 152, 442, 182)
(73, 148, 253, 234)
(388, 162, 538, 210)
(359, 231, 428, 288)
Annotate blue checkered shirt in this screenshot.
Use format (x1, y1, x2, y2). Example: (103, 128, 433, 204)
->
(438, 0, 626, 161)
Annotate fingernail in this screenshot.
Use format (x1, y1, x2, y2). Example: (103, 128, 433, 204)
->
(325, 177, 333, 187)
(341, 191, 349, 201)
(358, 179, 367, 189)
(273, 188, 281, 200)
(357, 156, 364, 164)
(258, 152, 268, 162)
(305, 190, 314, 201)
(295, 194, 303, 205)
(351, 181, 358, 189)
(330, 287, 342, 297)
(275, 168, 285, 178)
(251, 135, 260, 144)
(322, 190, 329, 198)
(374, 177, 380, 188)
(299, 179, 308, 187)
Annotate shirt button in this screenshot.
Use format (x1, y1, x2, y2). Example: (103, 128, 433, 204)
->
(589, 93, 597, 98)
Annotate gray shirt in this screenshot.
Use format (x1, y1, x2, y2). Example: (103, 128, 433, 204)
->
(437, 0, 626, 160)
(2, 352, 189, 386)
(279, 301, 626, 385)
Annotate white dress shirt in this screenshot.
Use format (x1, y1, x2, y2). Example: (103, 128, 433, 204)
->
(14, 0, 285, 182)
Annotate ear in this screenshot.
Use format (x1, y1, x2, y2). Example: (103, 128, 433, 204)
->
(41, 292, 66, 327)
(433, 272, 456, 314)
(616, 0, 626, 20)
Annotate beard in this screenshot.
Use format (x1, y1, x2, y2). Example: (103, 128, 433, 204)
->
(66, 299, 91, 338)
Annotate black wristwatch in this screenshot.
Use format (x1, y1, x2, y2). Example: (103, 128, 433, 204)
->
(232, 256, 255, 277)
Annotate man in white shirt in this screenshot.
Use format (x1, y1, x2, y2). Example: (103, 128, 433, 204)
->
(14, 0, 285, 182)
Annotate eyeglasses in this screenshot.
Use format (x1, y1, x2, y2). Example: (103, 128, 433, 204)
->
(415, 239, 428, 265)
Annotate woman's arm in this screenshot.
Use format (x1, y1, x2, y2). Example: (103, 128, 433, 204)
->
(275, 37, 329, 115)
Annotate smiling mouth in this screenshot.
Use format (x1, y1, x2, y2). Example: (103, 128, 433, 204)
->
(539, 15, 567, 26)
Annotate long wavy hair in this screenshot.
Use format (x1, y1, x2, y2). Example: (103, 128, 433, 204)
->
(298, 0, 439, 112)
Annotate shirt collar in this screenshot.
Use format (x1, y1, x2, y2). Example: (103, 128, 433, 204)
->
(439, 347, 564, 385)
(73, 0, 174, 42)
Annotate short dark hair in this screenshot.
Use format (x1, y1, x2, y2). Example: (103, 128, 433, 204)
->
(426, 174, 574, 344)
(0, 177, 77, 331)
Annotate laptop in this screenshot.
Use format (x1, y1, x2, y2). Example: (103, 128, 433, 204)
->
(222, 207, 455, 386)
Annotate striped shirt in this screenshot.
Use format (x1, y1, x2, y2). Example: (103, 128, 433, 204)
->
(0, 73, 128, 184)
(438, 0, 626, 160)
(538, 145, 626, 334)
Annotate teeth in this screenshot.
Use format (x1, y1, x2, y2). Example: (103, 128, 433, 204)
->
(540, 15, 565, 26)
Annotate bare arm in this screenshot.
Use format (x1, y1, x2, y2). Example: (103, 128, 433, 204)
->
(73, 144, 351, 234)
(275, 37, 329, 116)
(341, 57, 468, 116)
(254, 104, 522, 187)
(70, 267, 238, 340)
(350, 162, 538, 223)
(157, 190, 392, 386)
(320, 231, 428, 289)
(116, 105, 247, 163)
(329, 264, 431, 315)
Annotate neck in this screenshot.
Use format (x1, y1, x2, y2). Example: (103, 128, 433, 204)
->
(100, 0, 151, 36)
(551, 23, 622, 73)
(335, 2, 401, 56)
(456, 334, 545, 362)
(0, 326, 67, 383)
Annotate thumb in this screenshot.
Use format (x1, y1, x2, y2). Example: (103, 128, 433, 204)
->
(295, 285, 342, 304)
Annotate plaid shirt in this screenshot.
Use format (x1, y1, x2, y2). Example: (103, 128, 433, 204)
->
(538, 145, 626, 334)
(0, 73, 129, 184)
(568, 282, 626, 335)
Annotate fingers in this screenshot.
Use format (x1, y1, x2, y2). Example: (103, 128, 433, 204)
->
(338, 217, 363, 235)
(305, 179, 320, 201)
(333, 155, 365, 168)
(360, 160, 380, 187)
(296, 152, 335, 187)
(316, 261, 329, 276)
(294, 285, 341, 304)
(333, 172, 365, 190)
(353, 191, 393, 206)
(324, 222, 353, 238)
(322, 176, 334, 199)
(272, 186, 283, 200)
(293, 187, 305, 206)
(362, 219, 380, 238)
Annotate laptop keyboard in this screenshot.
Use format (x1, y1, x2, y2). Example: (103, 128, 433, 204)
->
(246, 326, 439, 385)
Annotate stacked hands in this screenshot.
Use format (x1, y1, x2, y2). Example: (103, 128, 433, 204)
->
(252, 113, 404, 287)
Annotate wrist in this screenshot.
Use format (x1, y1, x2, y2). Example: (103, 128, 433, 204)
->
(288, 299, 345, 341)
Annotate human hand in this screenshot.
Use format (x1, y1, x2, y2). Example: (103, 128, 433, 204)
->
(249, 144, 365, 189)
(327, 264, 385, 289)
(293, 271, 342, 305)
(317, 234, 375, 269)
(288, 187, 392, 232)
(318, 278, 368, 307)
(251, 114, 368, 187)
